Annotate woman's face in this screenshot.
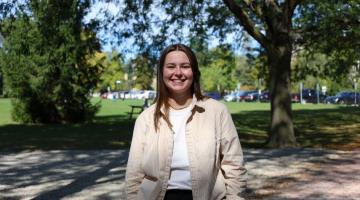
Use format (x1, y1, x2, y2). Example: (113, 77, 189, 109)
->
(163, 50, 193, 96)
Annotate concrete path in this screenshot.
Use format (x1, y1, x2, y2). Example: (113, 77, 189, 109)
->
(244, 148, 360, 200)
(1, 148, 359, 200)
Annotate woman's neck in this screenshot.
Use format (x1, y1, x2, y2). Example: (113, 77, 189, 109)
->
(168, 93, 193, 110)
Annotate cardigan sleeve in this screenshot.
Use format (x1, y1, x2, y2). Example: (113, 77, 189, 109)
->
(125, 113, 147, 199)
(219, 106, 247, 199)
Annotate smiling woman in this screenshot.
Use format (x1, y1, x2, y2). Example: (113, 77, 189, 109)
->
(125, 44, 247, 200)
(163, 51, 194, 100)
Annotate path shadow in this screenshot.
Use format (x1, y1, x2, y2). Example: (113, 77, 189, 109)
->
(0, 150, 128, 199)
(243, 148, 360, 200)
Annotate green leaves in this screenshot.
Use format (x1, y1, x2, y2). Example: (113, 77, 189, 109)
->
(131, 53, 155, 90)
(0, 0, 102, 124)
(296, 0, 360, 77)
(95, 51, 126, 91)
(199, 45, 238, 92)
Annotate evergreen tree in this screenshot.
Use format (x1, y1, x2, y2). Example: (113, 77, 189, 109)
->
(0, 0, 102, 123)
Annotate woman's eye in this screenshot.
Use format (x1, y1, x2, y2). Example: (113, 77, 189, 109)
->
(182, 65, 191, 68)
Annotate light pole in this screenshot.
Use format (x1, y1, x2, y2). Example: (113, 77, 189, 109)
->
(316, 82, 320, 104)
(116, 80, 121, 99)
(355, 60, 359, 105)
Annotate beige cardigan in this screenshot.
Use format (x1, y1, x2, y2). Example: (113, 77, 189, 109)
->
(125, 97, 247, 200)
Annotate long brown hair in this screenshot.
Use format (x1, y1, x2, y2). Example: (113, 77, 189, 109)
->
(154, 44, 204, 131)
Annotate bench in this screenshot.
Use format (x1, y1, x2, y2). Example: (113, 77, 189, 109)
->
(128, 105, 145, 119)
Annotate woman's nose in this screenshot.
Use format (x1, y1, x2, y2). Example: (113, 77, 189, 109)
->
(174, 66, 182, 75)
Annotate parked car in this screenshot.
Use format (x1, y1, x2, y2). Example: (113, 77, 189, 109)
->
(324, 95, 337, 104)
(291, 93, 300, 103)
(257, 91, 301, 103)
(204, 91, 221, 100)
(237, 90, 258, 102)
(123, 90, 145, 99)
(143, 90, 156, 99)
(325, 92, 359, 105)
(242, 90, 260, 102)
(301, 89, 327, 103)
(224, 91, 245, 102)
(324, 92, 350, 104)
(259, 91, 270, 102)
(343, 92, 359, 105)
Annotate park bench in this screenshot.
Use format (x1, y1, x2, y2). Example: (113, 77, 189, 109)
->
(127, 98, 150, 119)
(128, 105, 144, 119)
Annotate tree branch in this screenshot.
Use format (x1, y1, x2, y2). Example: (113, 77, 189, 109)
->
(223, 0, 268, 48)
(265, 0, 282, 14)
(262, 0, 282, 36)
(283, 0, 301, 28)
(242, 0, 264, 20)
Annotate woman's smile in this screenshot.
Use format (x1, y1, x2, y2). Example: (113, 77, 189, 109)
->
(163, 51, 193, 96)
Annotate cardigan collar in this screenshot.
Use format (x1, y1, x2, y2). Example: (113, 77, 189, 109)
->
(160, 94, 206, 114)
(159, 94, 206, 127)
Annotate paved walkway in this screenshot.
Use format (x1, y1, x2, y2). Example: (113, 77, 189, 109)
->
(1, 148, 359, 200)
(244, 148, 360, 200)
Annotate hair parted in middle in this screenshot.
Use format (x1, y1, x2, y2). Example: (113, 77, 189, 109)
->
(154, 43, 204, 131)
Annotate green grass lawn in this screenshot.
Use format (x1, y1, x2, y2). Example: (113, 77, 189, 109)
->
(0, 98, 359, 150)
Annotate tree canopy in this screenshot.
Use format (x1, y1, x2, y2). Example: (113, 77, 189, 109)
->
(95, 0, 359, 147)
(0, 0, 103, 123)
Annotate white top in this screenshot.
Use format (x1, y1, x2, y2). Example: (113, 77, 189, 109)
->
(167, 105, 192, 190)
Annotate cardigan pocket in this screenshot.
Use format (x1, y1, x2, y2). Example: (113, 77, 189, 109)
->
(137, 175, 161, 200)
(211, 170, 227, 200)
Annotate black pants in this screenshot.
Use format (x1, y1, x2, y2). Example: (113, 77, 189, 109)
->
(164, 189, 193, 200)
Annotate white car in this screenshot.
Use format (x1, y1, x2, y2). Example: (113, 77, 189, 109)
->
(224, 91, 245, 102)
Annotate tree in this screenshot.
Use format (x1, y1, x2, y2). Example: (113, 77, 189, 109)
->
(101, 0, 299, 147)
(92, 50, 126, 92)
(201, 62, 229, 92)
(200, 45, 237, 93)
(228, 1, 358, 147)
(296, 0, 360, 78)
(240, 53, 266, 89)
(221, 1, 300, 147)
(0, 0, 102, 123)
(130, 53, 156, 90)
(96, 0, 358, 147)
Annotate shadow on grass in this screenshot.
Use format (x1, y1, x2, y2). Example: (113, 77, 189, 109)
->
(0, 114, 136, 151)
(233, 106, 360, 150)
(293, 106, 360, 150)
(1, 106, 359, 151)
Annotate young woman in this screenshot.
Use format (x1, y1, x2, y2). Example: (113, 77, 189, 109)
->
(125, 44, 247, 200)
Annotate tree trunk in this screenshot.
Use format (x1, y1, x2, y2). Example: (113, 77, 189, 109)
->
(222, 0, 300, 147)
(266, 39, 297, 148)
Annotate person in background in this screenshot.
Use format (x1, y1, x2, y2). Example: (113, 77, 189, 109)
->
(125, 43, 247, 200)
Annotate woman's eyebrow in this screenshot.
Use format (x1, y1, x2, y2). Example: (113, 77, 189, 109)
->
(165, 62, 190, 65)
